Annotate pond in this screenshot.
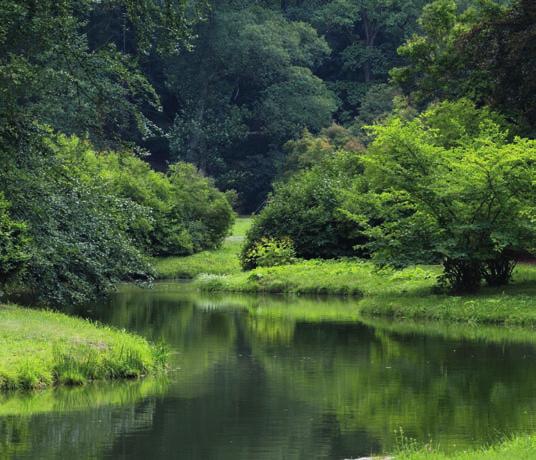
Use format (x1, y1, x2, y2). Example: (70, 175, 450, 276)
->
(2, 282, 536, 459)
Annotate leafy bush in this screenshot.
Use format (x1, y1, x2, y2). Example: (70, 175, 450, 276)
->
(343, 100, 536, 293)
(0, 132, 234, 305)
(54, 136, 235, 257)
(241, 237, 297, 269)
(165, 163, 235, 255)
(242, 151, 364, 269)
(1, 134, 152, 305)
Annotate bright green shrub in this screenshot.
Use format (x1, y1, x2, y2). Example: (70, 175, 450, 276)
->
(54, 136, 235, 257)
(242, 237, 297, 269)
(242, 151, 364, 269)
(343, 100, 536, 293)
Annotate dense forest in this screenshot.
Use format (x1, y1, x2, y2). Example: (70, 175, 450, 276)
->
(1, 0, 535, 304)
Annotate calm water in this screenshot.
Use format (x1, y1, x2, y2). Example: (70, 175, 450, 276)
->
(2, 283, 536, 459)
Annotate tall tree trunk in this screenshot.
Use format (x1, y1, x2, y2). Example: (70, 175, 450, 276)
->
(362, 11, 379, 83)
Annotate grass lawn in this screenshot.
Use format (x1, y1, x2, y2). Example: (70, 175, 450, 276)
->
(0, 304, 166, 390)
(395, 435, 536, 460)
(229, 216, 253, 237)
(194, 259, 439, 296)
(153, 217, 251, 279)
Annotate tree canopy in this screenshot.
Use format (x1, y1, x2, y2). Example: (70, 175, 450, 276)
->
(343, 100, 536, 292)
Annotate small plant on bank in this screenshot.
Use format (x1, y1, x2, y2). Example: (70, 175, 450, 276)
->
(241, 237, 297, 270)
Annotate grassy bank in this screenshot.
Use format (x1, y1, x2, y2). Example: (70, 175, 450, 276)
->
(154, 217, 251, 279)
(395, 435, 536, 459)
(0, 304, 166, 390)
(155, 216, 536, 325)
(359, 290, 536, 326)
(194, 260, 536, 326)
(194, 259, 438, 296)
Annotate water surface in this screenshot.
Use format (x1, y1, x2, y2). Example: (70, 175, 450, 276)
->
(2, 283, 536, 459)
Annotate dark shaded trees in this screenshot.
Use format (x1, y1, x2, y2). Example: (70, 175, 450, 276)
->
(392, 0, 535, 135)
(0, 0, 225, 304)
(165, 2, 336, 210)
(0, 0, 206, 149)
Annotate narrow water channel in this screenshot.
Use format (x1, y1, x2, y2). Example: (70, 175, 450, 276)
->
(2, 282, 536, 459)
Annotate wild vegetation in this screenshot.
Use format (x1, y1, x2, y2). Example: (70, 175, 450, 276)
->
(243, 99, 536, 294)
(0, 134, 233, 306)
(396, 435, 536, 460)
(1, 0, 536, 458)
(2, 0, 533, 303)
(0, 1, 233, 306)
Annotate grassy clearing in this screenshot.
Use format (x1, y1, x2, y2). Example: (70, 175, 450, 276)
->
(395, 435, 536, 460)
(154, 239, 243, 279)
(153, 217, 251, 279)
(0, 304, 167, 391)
(229, 216, 253, 237)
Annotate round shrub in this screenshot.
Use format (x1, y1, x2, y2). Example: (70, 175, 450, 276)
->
(242, 151, 365, 270)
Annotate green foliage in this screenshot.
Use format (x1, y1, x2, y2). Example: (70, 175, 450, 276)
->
(160, 0, 431, 210)
(390, 0, 465, 104)
(0, 0, 206, 149)
(0, 132, 233, 305)
(166, 2, 336, 210)
(391, 0, 532, 139)
(243, 149, 364, 267)
(259, 67, 337, 144)
(241, 237, 297, 270)
(457, 0, 536, 136)
(0, 0, 224, 304)
(352, 83, 400, 131)
(53, 135, 235, 258)
(310, 0, 427, 122)
(0, 194, 30, 287)
(0, 131, 153, 305)
(165, 163, 235, 254)
(282, 124, 364, 175)
(343, 100, 536, 292)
